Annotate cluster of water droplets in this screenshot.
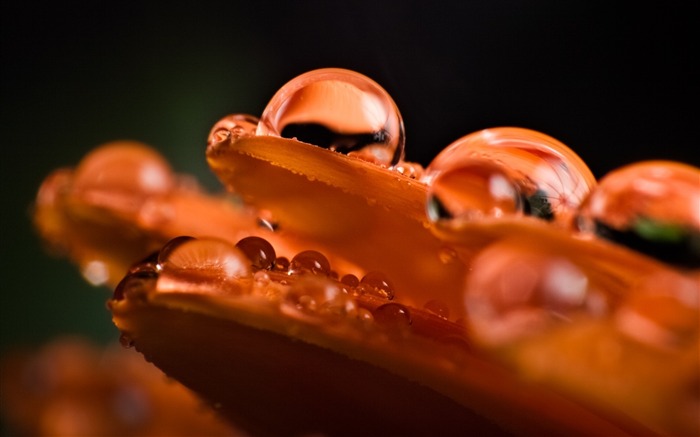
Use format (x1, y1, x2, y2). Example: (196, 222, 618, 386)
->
(113, 235, 431, 333)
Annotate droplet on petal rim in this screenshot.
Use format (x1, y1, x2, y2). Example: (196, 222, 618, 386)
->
(156, 238, 252, 295)
(426, 160, 523, 226)
(424, 127, 596, 224)
(464, 239, 607, 346)
(206, 114, 259, 149)
(576, 160, 700, 268)
(256, 68, 405, 167)
(72, 141, 175, 207)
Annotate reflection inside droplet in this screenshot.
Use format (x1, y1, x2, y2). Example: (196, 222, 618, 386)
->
(425, 127, 596, 224)
(257, 68, 405, 167)
(426, 160, 522, 225)
(156, 238, 251, 295)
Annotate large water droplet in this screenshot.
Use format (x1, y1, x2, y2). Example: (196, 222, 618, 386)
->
(235, 236, 276, 270)
(464, 239, 603, 346)
(256, 68, 405, 167)
(425, 127, 596, 224)
(157, 238, 252, 295)
(72, 141, 175, 206)
(576, 161, 700, 268)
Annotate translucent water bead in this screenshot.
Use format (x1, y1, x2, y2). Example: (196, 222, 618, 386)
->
(156, 237, 252, 295)
(424, 127, 596, 224)
(463, 238, 609, 346)
(72, 141, 175, 206)
(206, 114, 259, 148)
(576, 161, 700, 268)
(256, 68, 405, 167)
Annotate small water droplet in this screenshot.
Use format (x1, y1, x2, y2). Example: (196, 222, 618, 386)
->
(206, 114, 259, 148)
(373, 303, 412, 328)
(257, 68, 405, 167)
(424, 299, 451, 319)
(119, 333, 135, 348)
(284, 276, 342, 314)
(437, 246, 459, 264)
(113, 268, 158, 301)
(289, 250, 331, 276)
(358, 271, 395, 300)
(236, 236, 276, 270)
(273, 256, 290, 272)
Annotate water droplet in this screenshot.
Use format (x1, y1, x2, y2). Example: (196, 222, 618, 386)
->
(577, 161, 700, 268)
(373, 303, 412, 328)
(156, 236, 196, 269)
(358, 271, 396, 300)
(289, 250, 331, 276)
(425, 127, 596, 224)
(437, 246, 459, 264)
(119, 333, 135, 348)
(72, 141, 175, 205)
(206, 114, 259, 148)
(256, 68, 406, 167)
(424, 299, 451, 319)
(426, 160, 522, 225)
(157, 238, 252, 295)
(464, 239, 599, 346)
(113, 268, 158, 301)
(273, 256, 290, 272)
(284, 276, 342, 314)
(615, 271, 699, 349)
(394, 161, 424, 179)
(235, 236, 277, 270)
(340, 273, 360, 288)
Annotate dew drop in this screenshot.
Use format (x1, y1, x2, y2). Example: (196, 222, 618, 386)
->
(373, 303, 412, 328)
(615, 271, 699, 349)
(576, 161, 700, 268)
(112, 268, 158, 301)
(72, 141, 175, 205)
(289, 250, 331, 276)
(341, 273, 360, 287)
(358, 271, 396, 300)
(273, 256, 290, 272)
(119, 333, 134, 349)
(424, 299, 451, 319)
(206, 114, 259, 148)
(425, 127, 596, 224)
(257, 68, 405, 167)
(284, 276, 342, 314)
(157, 238, 251, 294)
(235, 236, 276, 270)
(464, 239, 598, 346)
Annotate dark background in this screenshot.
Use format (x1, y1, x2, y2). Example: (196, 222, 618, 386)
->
(1, 0, 697, 363)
